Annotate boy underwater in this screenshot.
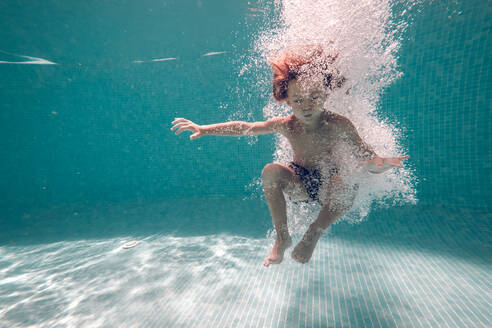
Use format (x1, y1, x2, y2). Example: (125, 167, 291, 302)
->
(171, 45, 408, 267)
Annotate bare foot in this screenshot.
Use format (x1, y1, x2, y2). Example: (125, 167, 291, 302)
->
(263, 236, 292, 267)
(291, 227, 323, 264)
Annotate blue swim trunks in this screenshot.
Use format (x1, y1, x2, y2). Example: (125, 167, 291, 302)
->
(288, 162, 340, 202)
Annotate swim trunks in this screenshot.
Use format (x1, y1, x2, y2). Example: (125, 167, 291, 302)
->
(288, 162, 339, 202)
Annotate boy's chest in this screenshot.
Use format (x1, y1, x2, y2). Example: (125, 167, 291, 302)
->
(286, 126, 341, 156)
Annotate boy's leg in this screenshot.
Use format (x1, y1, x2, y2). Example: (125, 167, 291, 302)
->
(262, 163, 304, 267)
(290, 204, 347, 264)
(291, 176, 357, 264)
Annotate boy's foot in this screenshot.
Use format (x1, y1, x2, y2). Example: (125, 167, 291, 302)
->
(263, 236, 292, 267)
(291, 227, 323, 264)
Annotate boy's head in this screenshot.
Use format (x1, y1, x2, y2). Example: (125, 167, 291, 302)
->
(269, 44, 346, 102)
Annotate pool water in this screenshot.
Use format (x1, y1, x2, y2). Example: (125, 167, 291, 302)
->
(0, 1, 490, 327)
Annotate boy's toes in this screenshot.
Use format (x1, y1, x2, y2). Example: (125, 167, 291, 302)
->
(291, 251, 308, 264)
(263, 256, 282, 267)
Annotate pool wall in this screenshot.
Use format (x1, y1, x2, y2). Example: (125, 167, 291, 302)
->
(0, 0, 490, 247)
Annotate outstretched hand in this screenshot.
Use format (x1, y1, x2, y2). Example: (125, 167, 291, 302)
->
(171, 118, 203, 140)
(361, 155, 409, 173)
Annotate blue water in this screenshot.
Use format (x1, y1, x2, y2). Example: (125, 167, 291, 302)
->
(0, 1, 490, 327)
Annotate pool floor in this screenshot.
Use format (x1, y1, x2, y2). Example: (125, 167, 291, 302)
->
(1, 214, 490, 328)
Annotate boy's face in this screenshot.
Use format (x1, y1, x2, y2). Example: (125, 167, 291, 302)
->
(286, 78, 328, 124)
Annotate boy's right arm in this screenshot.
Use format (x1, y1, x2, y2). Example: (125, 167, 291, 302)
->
(171, 117, 285, 140)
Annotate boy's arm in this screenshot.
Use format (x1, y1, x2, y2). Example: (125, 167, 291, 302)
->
(171, 117, 285, 140)
(341, 117, 409, 173)
(340, 118, 377, 160)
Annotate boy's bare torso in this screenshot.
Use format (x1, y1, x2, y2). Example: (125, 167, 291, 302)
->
(277, 111, 349, 169)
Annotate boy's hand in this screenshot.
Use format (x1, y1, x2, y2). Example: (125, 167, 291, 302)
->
(171, 118, 203, 140)
(361, 155, 409, 173)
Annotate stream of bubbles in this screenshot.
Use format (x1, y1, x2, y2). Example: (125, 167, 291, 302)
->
(241, 0, 420, 236)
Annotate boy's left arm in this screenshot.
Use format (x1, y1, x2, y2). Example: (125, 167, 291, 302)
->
(342, 118, 409, 174)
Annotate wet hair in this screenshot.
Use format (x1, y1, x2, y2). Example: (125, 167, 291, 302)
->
(269, 44, 346, 102)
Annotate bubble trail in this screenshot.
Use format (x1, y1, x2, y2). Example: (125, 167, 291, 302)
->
(249, 0, 418, 232)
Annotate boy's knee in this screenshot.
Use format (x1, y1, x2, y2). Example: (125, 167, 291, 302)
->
(262, 163, 287, 187)
(321, 192, 355, 214)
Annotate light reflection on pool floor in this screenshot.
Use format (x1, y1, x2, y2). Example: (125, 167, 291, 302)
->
(0, 234, 490, 328)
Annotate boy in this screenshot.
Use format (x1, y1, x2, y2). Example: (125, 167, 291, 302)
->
(171, 45, 408, 266)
